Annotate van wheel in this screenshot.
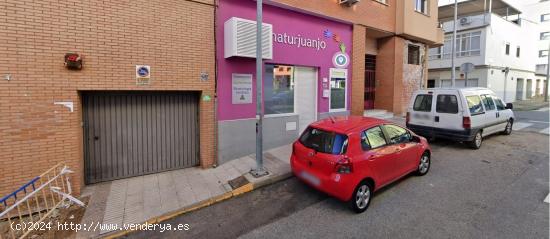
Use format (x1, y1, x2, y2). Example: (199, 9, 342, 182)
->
(502, 120, 513, 135)
(348, 181, 373, 213)
(468, 131, 483, 149)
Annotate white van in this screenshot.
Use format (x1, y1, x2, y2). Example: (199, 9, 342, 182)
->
(406, 88, 514, 149)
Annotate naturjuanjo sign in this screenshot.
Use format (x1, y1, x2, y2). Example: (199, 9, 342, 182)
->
(272, 32, 327, 51)
(272, 29, 347, 53)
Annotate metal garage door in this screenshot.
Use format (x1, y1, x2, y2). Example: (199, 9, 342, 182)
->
(82, 92, 199, 184)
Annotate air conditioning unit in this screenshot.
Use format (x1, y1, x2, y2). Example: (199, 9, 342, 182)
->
(460, 17, 471, 25)
(224, 17, 273, 59)
(339, 0, 360, 6)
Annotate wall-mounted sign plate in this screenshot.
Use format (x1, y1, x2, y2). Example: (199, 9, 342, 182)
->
(232, 74, 253, 104)
(332, 52, 349, 68)
(136, 65, 151, 85)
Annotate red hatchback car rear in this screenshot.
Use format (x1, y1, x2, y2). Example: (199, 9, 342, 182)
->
(290, 116, 431, 213)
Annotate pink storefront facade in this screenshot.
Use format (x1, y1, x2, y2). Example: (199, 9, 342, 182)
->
(216, 0, 353, 163)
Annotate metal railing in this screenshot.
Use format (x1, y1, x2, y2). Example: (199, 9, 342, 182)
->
(0, 163, 84, 239)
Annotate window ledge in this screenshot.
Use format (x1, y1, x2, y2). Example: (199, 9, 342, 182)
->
(414, 10, 430, 17)
(263, 113, 298, 119)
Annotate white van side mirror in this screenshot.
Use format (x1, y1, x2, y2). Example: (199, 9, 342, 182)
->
(505, 103, 513, 110)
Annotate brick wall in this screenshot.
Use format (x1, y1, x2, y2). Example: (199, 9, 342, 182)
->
(351, 25, 366, 116)
(0, 0, 216, 196)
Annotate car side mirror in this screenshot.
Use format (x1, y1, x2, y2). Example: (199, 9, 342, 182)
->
(505, 103, 513, 110)
(412, 135, 421, 143)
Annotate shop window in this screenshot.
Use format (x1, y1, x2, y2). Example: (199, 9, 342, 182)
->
(408, 45, 420, 65)
(330, 68, 347, 111)
(265, 64, 295, 115)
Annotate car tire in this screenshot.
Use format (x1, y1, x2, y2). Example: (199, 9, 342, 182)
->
(348, 181, 373, 213)
(468, 131, 483, 149)
(502, 120, 513, 135)
(416, 152, 430, 176)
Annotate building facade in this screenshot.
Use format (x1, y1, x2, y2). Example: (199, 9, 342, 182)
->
(1, 0, 443, 195)
(519, 0, 550, 91)
(0, 0, 216, 195)
(217, 0, 443, 163)
(428, 0, 548, 102)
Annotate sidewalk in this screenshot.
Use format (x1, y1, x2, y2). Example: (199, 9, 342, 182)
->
(513, 97, 550, 111)
(77, 144, 292, 238)
(77, 116, 405, 238)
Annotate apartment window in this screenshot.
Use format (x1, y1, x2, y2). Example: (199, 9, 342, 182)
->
(414, 0, 428, 14)
(428, 47, 442, 60)
(516, 47, 520, 58)
(537, 64, 548, 73)
(540, 50, 549, 57)
(436, 31, 481, 59)
(408, 45, 421, 65)
(375, 0, 388, 4)
(541, 32, 550, 40)
(541, 14, 550, 22)
(505, 43, 510, 55)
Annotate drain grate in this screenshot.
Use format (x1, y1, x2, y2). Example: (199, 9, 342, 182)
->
(228, 175, 249, 190)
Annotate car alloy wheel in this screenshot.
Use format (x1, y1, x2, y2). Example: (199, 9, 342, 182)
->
(417, 153, 430, 175)
(349, 181, 373, 213)
(356, 185, 371, 210)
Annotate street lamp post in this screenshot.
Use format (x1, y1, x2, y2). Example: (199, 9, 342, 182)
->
(545, 39, 550, 102)
(451, 0, 458, 87)
(251, 0, 268, 177)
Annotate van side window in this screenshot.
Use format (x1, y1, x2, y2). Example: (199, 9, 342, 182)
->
(436, 95, 459, 114)
(466, 95, 485, 115)
(494, 97, 506, 110)
(413, 94, 433, 112)
(382, 125, 412, 144)
(361, 126, 387, 150)
(480, 94, 496, 111)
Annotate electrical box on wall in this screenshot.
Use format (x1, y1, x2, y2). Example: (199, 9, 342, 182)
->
(224, 17, 273, 59)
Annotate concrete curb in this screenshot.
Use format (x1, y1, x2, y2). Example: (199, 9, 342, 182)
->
(101, 171, 294, 239)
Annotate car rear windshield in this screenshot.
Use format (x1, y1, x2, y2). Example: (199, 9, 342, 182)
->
(299, 127, 348, 155)
(413, 94, 433, 112)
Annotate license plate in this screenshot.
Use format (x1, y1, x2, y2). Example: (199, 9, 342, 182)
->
(300, 171, 320, 186)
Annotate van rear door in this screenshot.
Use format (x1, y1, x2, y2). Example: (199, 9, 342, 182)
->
(433, 90, 463, 130)
(409, 92, 434, 127)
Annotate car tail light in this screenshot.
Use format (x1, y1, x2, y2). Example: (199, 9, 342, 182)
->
(335, 156, 353, 174)
(406, 112, 410, 125)
(463, 116, 471, 129)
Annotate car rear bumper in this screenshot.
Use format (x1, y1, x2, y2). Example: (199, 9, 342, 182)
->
(290, 155, 356, 202)
(407, 123, 476, 141)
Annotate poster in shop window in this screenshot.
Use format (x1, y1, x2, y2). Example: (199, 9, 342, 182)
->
(232, 74, 252, 104)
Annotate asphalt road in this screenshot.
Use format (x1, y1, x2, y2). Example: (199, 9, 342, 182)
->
(125, 130, 549, 239)
(514, 107, 550, 135)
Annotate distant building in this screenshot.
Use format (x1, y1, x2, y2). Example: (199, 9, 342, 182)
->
(428, 0, 548, 102)
(519, 0, 550, 94)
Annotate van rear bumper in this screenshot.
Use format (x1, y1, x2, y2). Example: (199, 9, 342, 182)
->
(406, 124, 476, 142)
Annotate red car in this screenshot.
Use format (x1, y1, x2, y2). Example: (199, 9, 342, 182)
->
(290, 116, 431, 213)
